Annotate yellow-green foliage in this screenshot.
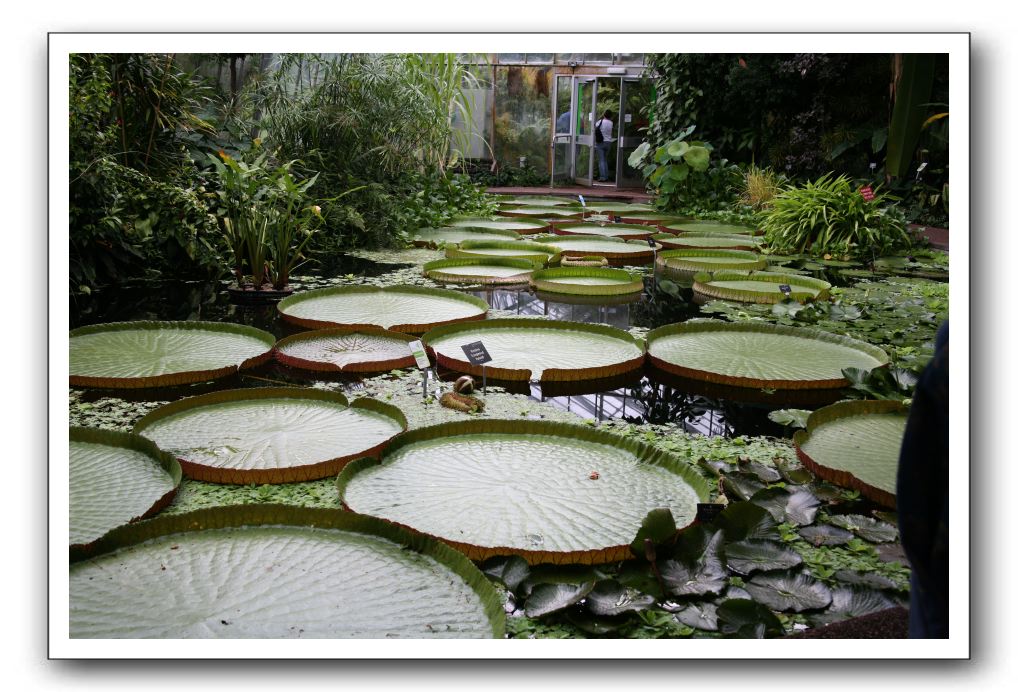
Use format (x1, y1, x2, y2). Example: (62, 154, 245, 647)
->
(740, 165, 785, 211)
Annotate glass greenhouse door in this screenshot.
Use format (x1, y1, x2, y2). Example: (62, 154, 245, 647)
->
(550, 75, 573, 185)
(573, 76, 596, 186)
(617, 78, 653, 188)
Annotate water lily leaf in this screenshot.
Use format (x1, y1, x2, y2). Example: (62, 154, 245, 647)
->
(794, 400, 908, 508)
(724, 540, 803, 575)
(716, 599, 784, 638)
(413, 227, 522, 248)
(697, 457, 733, 478)
(797, 524, 855, 547)
(673, 602, 719, 631)
(584, 580, 656, 616)
(775, 459, 815, 485)
(629, 508, 678, 558)
(278, 285, 489, 334)
(768, 409, 812, 429)
(449, 216, 550, 233)
(135, 388, 406, 484)
(715, 501, 781, 542)
(70, 321, 274, 389)
(273, 327, 417, 373)
(524, 582, 595, 618)
(808, 586, 898, 626)
(693, 270, 831, 304)
(828, 514, 899, 543)
(422, 257, 536, 285)
(424, 318, 645, 383)
(338, 419, 710, 565)
(565, 610, 628, 635)
(646, 320, 889, 393)
(616, 560, 665, 600)
(738, 459, 782, 483)
(481, 555, 531, 593)
(70, 427, 181, 549)
(555, 221, 656, 241)
(750, 487, 821, 526)
(530, 267, 645, 296)
(659, 529, 727, 597)
(745, 570, 833, 612)
(70, 505, 504, 638)
(722, 473, 766, 501)
(833, 569, 901, 590)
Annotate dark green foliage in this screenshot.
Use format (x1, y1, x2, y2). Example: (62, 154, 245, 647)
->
(759, 173, 912, 259)
(69, 53, 225, 292)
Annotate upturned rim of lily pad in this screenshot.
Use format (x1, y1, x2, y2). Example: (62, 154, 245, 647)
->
(793, 399, 908, 508)
(133, 387, 408, 484)
(69, 320, 275, 389)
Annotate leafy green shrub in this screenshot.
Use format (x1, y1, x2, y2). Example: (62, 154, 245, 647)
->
(759, 173, 911, 259)
(628, 126, 741, 213)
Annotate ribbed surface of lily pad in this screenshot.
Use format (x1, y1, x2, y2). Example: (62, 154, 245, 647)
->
(412, 227, 520, 246)
(70, 430, 179, 547)
(274, 329, 415, 372)
(70, 321, 273, 388)
(499, 206, 582, 218)
(657, 249, 768, 277)
(278, 286, 487, 333)
(430, 264, 531, 279)
(339, 422, 708, 562)
(539, 236, 652, 255)
(554, 222, 654, 239)
(795, 401, 907, 506)
(423, 319, 644, 380)
(530, 267, 644, 296)
(445, 241, 558, 264)
(693, 270, 831, 304)
(70, 525, 494, 638)
(655, 233, 762, 250)
(135, 390, 405, 483)
(497, 195, 578, 207)
(449, 217, 549, 232)
(647, 322, 888, 388)
(662, 221, 759, 235)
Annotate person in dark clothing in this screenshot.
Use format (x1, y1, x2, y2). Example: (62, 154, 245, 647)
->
(896, 321, 949, 638)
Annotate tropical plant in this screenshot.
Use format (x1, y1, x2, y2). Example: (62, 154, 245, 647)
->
(759, 173, 912, 259)
(739, 165, 786, 211)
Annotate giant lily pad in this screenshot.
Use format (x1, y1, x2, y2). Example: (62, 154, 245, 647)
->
(134, 388, 407, 484)
(496, 195, 580, 208)
(693, 271, 832, 304)
(794, 400, 908, 508)
(337, 419, 711, 564)
(654, 233, 764, 251)
(655, 249, 768, 280)
(554, 222, 655, 241)
(647, 320, 889, 391)
(70, 321, 275, 389)
(661, 221, 761, 236)
(535, 234, 656, 265)
(615, 212, 691, 225)
(277, 285, 488, 334)
(449, 216, 550, 234)
(70, 427, 181, 550)
(529, 267, 644, 297)
(422, 318, 645, 383)
(499, 206, 583, 219)
(69, 505, 504, 638)
(411, 226, 521, 247)
(273, 327, 417, 373)
(445, 240, 560, 264)
(423, 257, 537, 285)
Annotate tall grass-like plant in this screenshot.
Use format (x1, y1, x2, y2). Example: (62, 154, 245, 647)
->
(759, 173, 911, 259)
(739, 165, 785, 211)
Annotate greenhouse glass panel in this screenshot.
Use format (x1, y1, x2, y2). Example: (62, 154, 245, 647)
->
(493, 65, 553, 179)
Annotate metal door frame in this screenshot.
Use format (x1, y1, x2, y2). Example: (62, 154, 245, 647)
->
(616, 77, 645, 188)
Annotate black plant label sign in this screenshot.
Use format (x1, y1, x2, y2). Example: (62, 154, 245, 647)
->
(461, 341, 493, 365)
(614, 216, 623, 223)
(779, 284, 792, 296)
(696, 503, 726, 523)
(647, 237, 657, 248)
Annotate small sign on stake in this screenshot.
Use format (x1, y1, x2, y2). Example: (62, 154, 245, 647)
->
(778, 284, 792, 297)
(859, 185, 875, 202)
(696, 503, 726, 523)
(461, 341, 493, 394)
(408, 340, 432, 399)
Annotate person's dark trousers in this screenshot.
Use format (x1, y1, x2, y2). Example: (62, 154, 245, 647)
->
(595, 141, 610, 180)
(897, 321, 949, 638)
